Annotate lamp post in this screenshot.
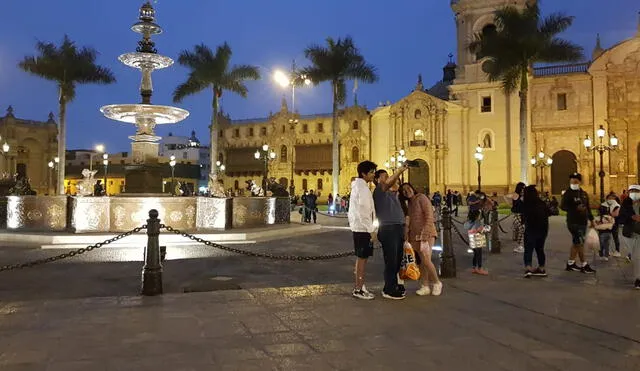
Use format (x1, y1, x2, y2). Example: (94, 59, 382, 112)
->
(169, 155, 176, 196)
(102, 153, 109, 196)
(583, 125, 619, 202)
(384, 149, 407, 182)
(0, 136, 10, 176)
(474, 145, 484, 191)
(254, 144, 276, 192)
(48, 161, 54, 195)
(530, 149, 553, 193)
(89, 144, 105, 172)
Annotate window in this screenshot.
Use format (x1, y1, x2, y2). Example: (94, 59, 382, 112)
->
(302, 179, 308, 191)
(248, 128, 254, 136)
(183, 152, 188, 159)
(261, 127, 267, 136)
(481, 96, 492, 113)
(317, 179, 323, 190)
(282, 125, 285, 133)
(414, 129, 425, 140)
(414, 109, 422, 119)
(219, 130, 223, 138)
(234, 128, 240, 138)
(351, 147, 359, 162)
(280, 145, 288, 162)
(218, 153, 223, 162)
(317, 123, 324, 133)
(557, 93, 567, 111)
(352, 120, 359, 130)
(302, 124, 309, 133)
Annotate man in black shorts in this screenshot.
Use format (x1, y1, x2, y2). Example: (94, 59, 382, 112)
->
(348, 160, 377, 300)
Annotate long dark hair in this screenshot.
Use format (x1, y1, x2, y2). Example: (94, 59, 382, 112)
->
(514, 182, 526, 196)
(523, 185, 538, 207)
(398, 182, 419, 216)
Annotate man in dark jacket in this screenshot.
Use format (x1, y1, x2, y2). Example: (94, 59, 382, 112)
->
(560, 173, 596, 273)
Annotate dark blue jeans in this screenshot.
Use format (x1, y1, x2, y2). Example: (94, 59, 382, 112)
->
(524, 229, 547, 267)
(377, 224, 404, 294)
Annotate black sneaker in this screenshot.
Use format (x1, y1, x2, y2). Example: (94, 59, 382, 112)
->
(566, 263, 581, 272)
(352, 289, 374, 300)
(523, 270, 533, 278)
(531, 268, 548, 277)
(397, 284, 406, 295)
(634, 279, 640, 290)
(581, 264, 596, 274)
(382, 290, 406, 300)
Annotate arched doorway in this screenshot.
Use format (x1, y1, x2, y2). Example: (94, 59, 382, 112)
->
(551, 150, 577, 194)
(409, 159, 430, 194)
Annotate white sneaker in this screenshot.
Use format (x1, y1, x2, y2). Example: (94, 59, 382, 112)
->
(431, 282, 443, 296)
(513, 246, 524, 253)
(362, 285, 373, 295)
(416, 285, 431, 296)
(612, 251, 622, 257)
(352, 288, 374, 300)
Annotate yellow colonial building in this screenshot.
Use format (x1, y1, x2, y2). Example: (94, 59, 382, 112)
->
(0, 105, 58, 195)
(219, 0, 640, 198)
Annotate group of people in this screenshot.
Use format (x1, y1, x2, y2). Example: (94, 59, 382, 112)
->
(328, 193, 349, 214)
(348, 160, 442, 300)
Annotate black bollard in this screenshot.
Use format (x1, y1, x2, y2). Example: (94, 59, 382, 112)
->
(490, 208, 501, 254)
(141, 209, 163, 296)
(440, 206, 456, 278)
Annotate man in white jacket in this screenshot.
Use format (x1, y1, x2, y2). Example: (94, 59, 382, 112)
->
(348, 160, 378, 300)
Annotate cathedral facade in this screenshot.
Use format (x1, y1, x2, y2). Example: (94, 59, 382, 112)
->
(220, 0, 640, 199)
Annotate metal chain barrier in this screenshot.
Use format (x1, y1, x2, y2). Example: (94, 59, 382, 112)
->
(451, 222, 469, 245)
(0, 226, 146, 272)
(161, 224, 356, 261)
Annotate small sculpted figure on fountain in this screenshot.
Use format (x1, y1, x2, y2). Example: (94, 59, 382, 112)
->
(208, 174, 227, 198)
(76, 169, 98, 197)
(8, 174, 35, 195)
(266, 177, 289, 197)
(246, 180, 264, 197)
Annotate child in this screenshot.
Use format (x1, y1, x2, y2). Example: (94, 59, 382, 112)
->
(594, 201, 620, 261)
(464, 209, 489, 275)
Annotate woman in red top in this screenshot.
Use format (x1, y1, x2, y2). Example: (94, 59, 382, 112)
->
(400, 183, 443, 296)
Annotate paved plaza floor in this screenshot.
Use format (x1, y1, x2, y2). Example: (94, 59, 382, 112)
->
(0, 214, 639, 370)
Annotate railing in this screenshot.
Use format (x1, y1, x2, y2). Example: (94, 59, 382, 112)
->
(533, 62, 590, 77)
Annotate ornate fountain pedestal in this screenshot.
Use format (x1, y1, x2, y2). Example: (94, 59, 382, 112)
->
(4, 196, 290, 233)
(124, 164, 165, 194)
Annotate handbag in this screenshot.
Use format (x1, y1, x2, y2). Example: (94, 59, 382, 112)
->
(399, 242, 421, 280)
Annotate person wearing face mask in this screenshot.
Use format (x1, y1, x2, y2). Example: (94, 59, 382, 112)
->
(618, 185, 640, 289)
(560, 173, 596, 274)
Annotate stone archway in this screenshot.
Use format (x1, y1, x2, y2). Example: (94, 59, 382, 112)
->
(551, 150, 577, 195)
(409, 159, 430, 194)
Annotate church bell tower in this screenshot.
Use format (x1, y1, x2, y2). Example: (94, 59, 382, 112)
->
(451, 0, 534, 83)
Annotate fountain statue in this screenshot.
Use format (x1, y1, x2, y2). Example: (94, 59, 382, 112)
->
(76, 169, 99, 197)
(100, 1, 189, 194)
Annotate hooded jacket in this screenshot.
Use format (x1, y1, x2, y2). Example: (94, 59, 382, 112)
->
(348, 178, 375, 233)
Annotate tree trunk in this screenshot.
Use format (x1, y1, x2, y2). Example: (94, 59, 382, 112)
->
(210, 86, 219, 181)
(519, 72, 529, 184)
(331, 82, 340, 198)
(56, 90, 66, 195)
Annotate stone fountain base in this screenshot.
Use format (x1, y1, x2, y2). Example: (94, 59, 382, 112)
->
(4, 196, 290, 233)
(124, 163, 165, 194)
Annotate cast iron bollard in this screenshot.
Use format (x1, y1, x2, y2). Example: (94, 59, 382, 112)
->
(490, 208, 501, 254)
(440, 206, 456, 278)
(141, 209, 163, 296)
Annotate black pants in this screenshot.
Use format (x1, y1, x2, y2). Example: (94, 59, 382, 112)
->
(612, 223, 620, 252)
(524, 229, 547, 267)
(378, 224, 404, 294)
(472, 248, 483, 268)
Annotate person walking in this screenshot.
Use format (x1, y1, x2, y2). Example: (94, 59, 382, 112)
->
(373, 166, 409, 300)
(618, 185, 640, 289)
(521, 185, 550, 277)
(509, 182, 526, 253)
(560, 173, 596, 274)
(400, 182, 443, 295)
(348, 161, 378, 300)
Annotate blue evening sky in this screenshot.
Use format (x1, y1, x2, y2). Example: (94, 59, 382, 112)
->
(0, 0, 637, 153)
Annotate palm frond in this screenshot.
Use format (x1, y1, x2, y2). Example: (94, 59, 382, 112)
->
(537, 39, 584, 63)
(227, 64, 260, 82)
(344, 61, 378, 84)
(172, 74, 208, 103)
(539, 13, 574, 36)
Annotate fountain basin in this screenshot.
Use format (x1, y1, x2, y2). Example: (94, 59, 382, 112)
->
(5, 196, 290, 233)
(119, 52, 173, 69)
(100, 104, 189, 125)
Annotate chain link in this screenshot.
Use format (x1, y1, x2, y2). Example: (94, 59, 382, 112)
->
(451, 222, 470, 245)
(0, 226, 146, 272)
(161, 224, 355, 261)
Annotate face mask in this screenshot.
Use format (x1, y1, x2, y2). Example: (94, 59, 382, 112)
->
(569, 184, 580, 191)
(630, 193, 640, 201)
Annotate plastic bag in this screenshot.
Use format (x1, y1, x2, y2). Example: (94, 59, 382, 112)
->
(585, 228, 600, 252)
(400, 242, 421, 281)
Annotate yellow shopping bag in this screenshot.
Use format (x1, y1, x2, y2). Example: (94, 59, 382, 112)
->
(400, 242, 421, 281)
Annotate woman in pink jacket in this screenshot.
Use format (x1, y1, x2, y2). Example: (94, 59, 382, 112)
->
(400, 183, 443, 296)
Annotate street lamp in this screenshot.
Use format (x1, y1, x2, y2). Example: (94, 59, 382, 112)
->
(474, 145, 484, 191)
(47, 161, 54, 195)
(583, 125, 619, 202)
(102, 153, 109, 196)
(273, 60, 312, 113)
(0, 135, 10, 176)
(169, 155, 176, 196)
(530, 149, 553, 193)
(384, 149, 407, 182)
(90, 144, 105, 172)
(255, 144, 277, 192)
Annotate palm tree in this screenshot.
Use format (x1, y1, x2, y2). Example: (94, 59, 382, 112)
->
(469, 2, 583, 183)
(173, 43, 260, 192)
(300, 36, 378, 197)
(19, 35, 115, 195)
